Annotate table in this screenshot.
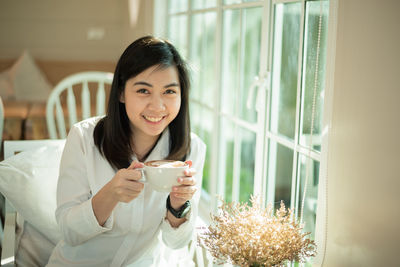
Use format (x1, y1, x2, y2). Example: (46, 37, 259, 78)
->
(3, 101, 48, 140)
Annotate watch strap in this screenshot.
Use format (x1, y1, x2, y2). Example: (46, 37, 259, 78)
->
(166, 195, 191, 219)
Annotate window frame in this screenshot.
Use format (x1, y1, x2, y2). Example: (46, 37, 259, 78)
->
(154, 1, 333, 242)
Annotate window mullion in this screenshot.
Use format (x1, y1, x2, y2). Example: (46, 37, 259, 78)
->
(256, 0, 272, 200)
(222, 1, 263, 10)
(291, 0, 307, 211)
(272, 0, 300, 4)
(186, 0, 192, 59)
(262, 0, 276, 204)
(228, 7, 244, 203)
(212, 0, 224, 211)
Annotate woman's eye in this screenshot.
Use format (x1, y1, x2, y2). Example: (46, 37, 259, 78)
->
(136, 88, 149, 94)
(165, 89, 177, 94)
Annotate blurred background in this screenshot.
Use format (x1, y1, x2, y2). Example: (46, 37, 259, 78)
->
(0, 0, 154, 141)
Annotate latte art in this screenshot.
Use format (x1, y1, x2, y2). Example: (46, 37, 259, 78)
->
(145, 160, 186, 168)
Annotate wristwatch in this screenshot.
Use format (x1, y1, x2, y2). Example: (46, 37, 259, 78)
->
(166, 195, 191, 219)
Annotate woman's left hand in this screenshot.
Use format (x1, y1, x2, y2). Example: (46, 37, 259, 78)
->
(169, 160, 197, 210)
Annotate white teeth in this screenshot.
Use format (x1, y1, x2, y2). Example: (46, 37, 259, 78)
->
(144, 116, 163, 122)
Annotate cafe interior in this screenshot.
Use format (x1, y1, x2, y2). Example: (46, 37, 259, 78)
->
(0, 0, 399, 266)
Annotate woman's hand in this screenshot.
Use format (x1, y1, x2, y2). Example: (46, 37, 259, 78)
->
(169, 160, 197, 210)
(108, 161, 145, 203)
(92, 161, 144, 226)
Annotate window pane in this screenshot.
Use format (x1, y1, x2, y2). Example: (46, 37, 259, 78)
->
(191, 0, 216, 10)
(266, 141, 294, 210)
(191, 104, 213, 193)
(238, 7, 262, 123)
(221, 9, 240, 116)
(270, 3, 302, 140)
(219, 118, 235, 202)
(239, 127, 256, 203)
(168, 15, 188, 59)
(300, 0, 329, 151)
(297, 154, 320, 240)
(168, 0, 188, 13)
(190, 12, 217, 106)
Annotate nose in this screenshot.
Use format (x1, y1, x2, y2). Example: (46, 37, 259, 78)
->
(148, 94, 166, 112)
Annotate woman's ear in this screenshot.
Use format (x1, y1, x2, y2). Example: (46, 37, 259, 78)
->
(119, 92, 125, 103)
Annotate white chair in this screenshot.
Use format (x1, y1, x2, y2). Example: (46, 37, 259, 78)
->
(0, 96, 4, 152)
(0, 139, 66, 266)
(0, 97, 4, 259)
(46, 71, 113, 139)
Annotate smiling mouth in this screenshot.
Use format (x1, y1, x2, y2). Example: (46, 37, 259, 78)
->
(143, 115, 165, 123)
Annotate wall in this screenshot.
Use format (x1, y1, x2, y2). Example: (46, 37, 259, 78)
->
(0, 0, 154, 62)
(322, 0, 400, 266)
(0, 0, 154, 140)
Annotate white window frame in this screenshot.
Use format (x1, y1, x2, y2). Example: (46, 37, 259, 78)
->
(154, 3, 335, 252)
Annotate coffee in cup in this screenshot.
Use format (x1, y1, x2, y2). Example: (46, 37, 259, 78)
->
(142, 160, 189, 192)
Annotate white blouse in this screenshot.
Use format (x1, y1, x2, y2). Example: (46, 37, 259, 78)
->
(46, 117, 206, 267)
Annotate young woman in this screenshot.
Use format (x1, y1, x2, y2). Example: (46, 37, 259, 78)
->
(47, 36, 206, 266)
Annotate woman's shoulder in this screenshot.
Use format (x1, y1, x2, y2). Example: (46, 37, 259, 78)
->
(190, 132, 206, 151)
(69, 116, 104, 140)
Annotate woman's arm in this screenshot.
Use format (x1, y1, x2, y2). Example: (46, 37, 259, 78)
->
(55, 125, 108, 246)
(56, 125, 144, 246)
(161, 134, 206, 249)
(92, 161, 144, 226)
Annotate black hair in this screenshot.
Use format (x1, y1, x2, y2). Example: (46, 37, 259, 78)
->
(93, 36, 191, 169)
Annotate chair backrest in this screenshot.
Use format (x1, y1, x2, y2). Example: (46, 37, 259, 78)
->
(0, 97, 4, 152)
(0, 140, 65, 266)
(46, 71, 113, 139)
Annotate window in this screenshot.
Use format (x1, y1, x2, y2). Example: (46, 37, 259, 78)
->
(157, 0, 330, 249)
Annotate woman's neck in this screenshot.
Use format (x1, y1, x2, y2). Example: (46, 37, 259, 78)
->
(131, 133, 160, 162)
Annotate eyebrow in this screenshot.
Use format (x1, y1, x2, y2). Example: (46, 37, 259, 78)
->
(133, 81, 179, 88)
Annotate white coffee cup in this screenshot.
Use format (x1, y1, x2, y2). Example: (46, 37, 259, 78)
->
(141, 160, 189, 192)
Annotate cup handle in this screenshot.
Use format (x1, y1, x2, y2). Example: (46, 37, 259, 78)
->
(136, 168, 147, 183)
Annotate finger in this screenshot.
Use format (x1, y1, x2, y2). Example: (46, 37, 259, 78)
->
(177, 176, 196, 186)
(124, 169, 144, 181)
(127, 161, 144, 170)
(172, 185, 197, 194)
(184, 168, 196, 176)
(185, 160, 193, 168)
(119, 188, 143, 202)
(124, 180, 145, 191)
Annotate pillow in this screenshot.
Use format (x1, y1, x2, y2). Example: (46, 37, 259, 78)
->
(7, 50, 52, 102)
(0, 141, 65, 245)
(15, 220, 57, 267)
(0, 70, 15, 101)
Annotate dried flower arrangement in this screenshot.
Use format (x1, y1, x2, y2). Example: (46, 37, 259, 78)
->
(198, 196, 316, 267)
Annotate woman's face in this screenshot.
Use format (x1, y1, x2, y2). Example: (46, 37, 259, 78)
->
(121, 65, 181, 141)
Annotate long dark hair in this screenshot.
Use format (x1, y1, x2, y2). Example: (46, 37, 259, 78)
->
(94, 36, 191, 170)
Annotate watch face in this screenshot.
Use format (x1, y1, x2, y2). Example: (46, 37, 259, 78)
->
(179, 204, 191, 218)
(167, 196, 191, 218)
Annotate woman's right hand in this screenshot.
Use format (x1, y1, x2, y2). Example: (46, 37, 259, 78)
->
(92, 161, 144, 226)
(108, 161, 145, 203)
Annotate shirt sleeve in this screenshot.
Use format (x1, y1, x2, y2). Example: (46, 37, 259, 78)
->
(55, 125, 113, 246)
(160, 134, 206, 249)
